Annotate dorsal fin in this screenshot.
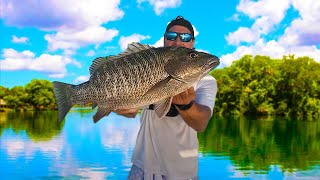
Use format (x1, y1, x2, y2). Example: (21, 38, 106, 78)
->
(115, 42, 153, 59)
(126, 42, 153, 53)
(89, 57, 106, 76)
(89, 42, 153, 76)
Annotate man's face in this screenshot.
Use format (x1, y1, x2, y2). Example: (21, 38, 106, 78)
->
(164, 25, 194, 49)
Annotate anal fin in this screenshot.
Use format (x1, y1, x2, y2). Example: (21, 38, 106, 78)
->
(154, 97, 173, 118)
(92, 103, 98, 109)
(93, 107, 111, 123)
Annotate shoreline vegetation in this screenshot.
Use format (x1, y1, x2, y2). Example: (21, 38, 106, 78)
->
(210, 55, 320, 120)
(1, 55, 319, 120)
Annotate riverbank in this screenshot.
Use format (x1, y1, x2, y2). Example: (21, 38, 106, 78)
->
(0, 107, 56, 112)
(0, 108, 13, 112)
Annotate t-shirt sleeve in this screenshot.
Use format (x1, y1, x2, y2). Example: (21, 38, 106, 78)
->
(195, 75, 218, 116)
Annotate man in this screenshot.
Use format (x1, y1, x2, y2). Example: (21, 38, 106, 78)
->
(117, 16, 218, 179)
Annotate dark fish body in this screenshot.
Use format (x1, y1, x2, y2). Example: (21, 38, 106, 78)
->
(53, 43, 220, 123)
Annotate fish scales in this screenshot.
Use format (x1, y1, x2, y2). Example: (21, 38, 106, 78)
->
(76, 48, 166, 109)
(52, 42, 220, 122)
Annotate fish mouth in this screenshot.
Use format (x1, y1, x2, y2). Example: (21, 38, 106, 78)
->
(203, 57, 220, 74)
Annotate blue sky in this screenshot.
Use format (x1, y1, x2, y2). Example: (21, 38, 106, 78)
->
(1, 0, 319, 88)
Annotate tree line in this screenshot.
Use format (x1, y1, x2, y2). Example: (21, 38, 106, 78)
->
(210, 55, 320, 120)
(1, 55, 319, 119)
(0, 79, 56, 110)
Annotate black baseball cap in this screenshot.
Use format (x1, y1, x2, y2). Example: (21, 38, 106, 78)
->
(165, 15, 194, 38)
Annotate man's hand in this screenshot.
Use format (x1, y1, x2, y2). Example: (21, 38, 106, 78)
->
(172, 87, 211, 132)
(114, 108, 139, 118)
(172, 87, 196, 105)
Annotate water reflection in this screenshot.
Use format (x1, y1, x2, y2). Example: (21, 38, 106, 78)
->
(0, 108, 140, 179)
(198, 116, 320, 175)
(0, 111, 64, 141)
(1, 110, 320, 178)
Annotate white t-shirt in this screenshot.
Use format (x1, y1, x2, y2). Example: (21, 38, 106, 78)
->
(131, 75, 218, 179)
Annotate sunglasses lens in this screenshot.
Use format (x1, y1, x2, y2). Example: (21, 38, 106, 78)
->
(165, 32, 193, 42)
(165, 32, 178, 41)
(180, 33, 192, 42)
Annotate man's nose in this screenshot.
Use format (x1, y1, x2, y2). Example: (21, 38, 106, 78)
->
(172, 37, 183, 46)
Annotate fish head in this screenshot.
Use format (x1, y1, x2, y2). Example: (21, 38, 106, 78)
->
(165, 47, 220, 82)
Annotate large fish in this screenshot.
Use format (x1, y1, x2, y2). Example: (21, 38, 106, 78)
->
(53, 42, 220, 123)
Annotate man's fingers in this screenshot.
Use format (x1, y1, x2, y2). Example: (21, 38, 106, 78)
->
(187, 87, 196, 99)
(172, 87, 196, 104)
(179, 90, 189, 99)
(187, 87, 195, 94)
(179, 87, 194, 99)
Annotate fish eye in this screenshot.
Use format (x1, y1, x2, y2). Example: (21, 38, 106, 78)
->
(189, 52, 198, 58)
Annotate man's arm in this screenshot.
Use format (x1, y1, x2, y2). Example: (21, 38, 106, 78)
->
(172, 87, 212, 132)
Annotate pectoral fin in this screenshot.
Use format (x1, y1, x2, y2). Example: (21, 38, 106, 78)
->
(154, 97, 173, 118)
(93, 107, 111, 123)
(142, 76, 172, 97)
(141, 75, 186, 102)
(92, 103, 98, 109)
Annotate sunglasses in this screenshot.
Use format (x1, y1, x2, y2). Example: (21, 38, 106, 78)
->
(164, 31, 193, 42)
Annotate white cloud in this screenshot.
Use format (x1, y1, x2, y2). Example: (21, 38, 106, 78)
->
(86, 50, 95, 57)
(152, 37, 164, 47)
(0, 0, 124, 55)
(237, 0, 290, 34)
(234, 0, 320, 44)
(74, 75, 89, 84)
(279, 0, 320, 46)
(227, 0, 290, 46)
(2, 48, 34, 59)
(222, 0, 320, 67)
(193, 25, 199, 37)
(0, 48, 81, 78)
(3, 136, 64, 159)
(196, 49, 210, 54)
(119, 34, 151, 50)
(220, 39, 320, 67)
(77, 168, 110, 179)
(0, 0, 123, 55)
(226, 27, 260, 45)
(11, 35, 28, 43)
(45, 26, 118, 53)
(0, 0, 124, 31)
(138, 0, 181, 15)
(226, 14, 241, 22)
(291, 0, 320, 21)
(227, 165, 246, 178)
(99, 116, 140, 167)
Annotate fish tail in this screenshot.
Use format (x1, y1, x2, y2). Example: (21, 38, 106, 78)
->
(53, 81, 74, 122)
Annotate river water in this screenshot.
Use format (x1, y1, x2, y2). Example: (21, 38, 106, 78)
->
(0, 108, 319, 179)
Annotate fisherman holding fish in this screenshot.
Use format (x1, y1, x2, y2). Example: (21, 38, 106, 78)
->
(120, 16, 218, 180)
(53, 15, 218, 180)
